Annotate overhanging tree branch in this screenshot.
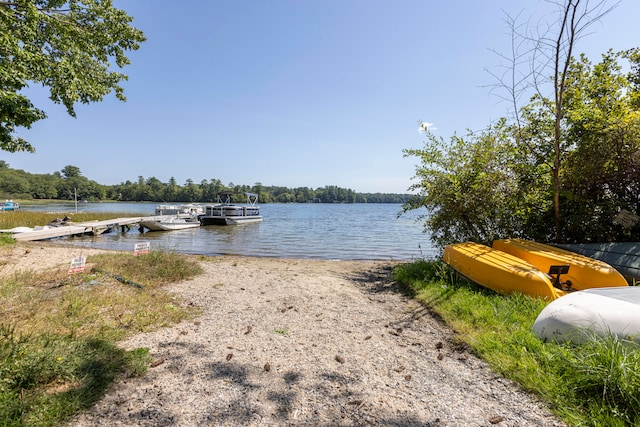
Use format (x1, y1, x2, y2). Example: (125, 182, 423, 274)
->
(488, 0, 619, 242)
(0, 0, 145, 153)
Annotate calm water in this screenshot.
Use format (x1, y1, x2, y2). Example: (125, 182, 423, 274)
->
(28, 202, 435, 260)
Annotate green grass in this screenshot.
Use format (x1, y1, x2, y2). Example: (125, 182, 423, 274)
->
(0, 234, 14, 246)
(5, 236, 638, 425)
(0, 328, 151, 426)
(392, 259, 640, 426)
(0, 247, 204, 426)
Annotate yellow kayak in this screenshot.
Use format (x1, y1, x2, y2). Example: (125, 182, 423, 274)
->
(492, 239, 628, 290)
(443, 242, 566, 300)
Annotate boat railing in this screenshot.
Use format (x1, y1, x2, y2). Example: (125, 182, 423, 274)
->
(217, 192, 259, 206)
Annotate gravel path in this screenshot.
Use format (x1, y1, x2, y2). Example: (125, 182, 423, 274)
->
(64, 255, 565, 427)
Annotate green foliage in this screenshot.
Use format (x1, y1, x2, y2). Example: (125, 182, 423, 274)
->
(0, 249, 203, 425)
(406, 47, 640, 246)
(0, 0, 146, 152)
(0, 324, 151, 426)
(563, 333, 640, 424)
(0, 163, 411, 203)
(0, 164, 106, 201)
(561, 50, 640, 242)
(0, 234, 15, 246)
(403, 119, 549, 248)
(392, 260, 640, 425)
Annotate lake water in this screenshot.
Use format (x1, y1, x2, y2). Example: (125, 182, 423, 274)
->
(29, 202, 436, 261)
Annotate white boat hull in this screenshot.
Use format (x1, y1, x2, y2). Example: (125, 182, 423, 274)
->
(199, 215, 263, 226)
(223, 216, 263, 225)
(139, 219, 201, 231)
(533, 287, 640, 344)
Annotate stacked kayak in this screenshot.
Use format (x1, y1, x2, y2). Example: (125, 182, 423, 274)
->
(443, 242, 567, 300)
(443, 240, 628, 300)
(492, 238, 628, 290)
(444, 239, 634, 342)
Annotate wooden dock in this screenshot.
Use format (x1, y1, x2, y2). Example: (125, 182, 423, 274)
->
(10, 216, 180, 242)
(5, 214, 195, 242)
(12, 225, 91, 242)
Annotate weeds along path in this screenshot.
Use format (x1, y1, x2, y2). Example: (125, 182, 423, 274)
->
(69, 256, 565, 427)
(0, 242, 111, 277)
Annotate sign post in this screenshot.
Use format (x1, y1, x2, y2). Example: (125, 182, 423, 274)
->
(134, 241, 150, 256)
(68, 256, 86, 274)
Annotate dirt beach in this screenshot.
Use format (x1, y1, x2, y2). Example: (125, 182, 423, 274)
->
(1, 243, 565, 426)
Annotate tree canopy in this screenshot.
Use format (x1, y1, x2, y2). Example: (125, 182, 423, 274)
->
(405, 47, 640, 247)
(404, 0, 640, 247)
(0, 163, 411, 204)
(0, 0, 145, 152)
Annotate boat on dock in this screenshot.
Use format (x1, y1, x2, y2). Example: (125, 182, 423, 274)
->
(492, 238, 628, 290)
(154, 203, 203, 216)
(199, 192, 263, 226)
(1, 200, 19, 211)
(443, 242, 568, 300)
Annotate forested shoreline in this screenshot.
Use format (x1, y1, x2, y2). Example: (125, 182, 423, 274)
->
(0, 162, 410, 204)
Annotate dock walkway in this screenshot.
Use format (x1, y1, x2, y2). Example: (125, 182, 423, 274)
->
(10, 215, 187, 242)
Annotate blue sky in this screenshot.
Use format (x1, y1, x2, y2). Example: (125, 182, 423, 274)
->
(6, 0, 640, 194)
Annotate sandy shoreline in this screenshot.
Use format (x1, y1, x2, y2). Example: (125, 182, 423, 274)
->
(1, 242, 564, 426)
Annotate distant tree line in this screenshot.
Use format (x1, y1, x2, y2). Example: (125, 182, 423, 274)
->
(0, 162, 410, 204)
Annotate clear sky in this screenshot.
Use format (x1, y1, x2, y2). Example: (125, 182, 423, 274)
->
(6, 0, 640, 194)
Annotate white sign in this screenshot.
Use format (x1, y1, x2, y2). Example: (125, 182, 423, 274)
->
(68, 256, 86, 274)
(134, 241, 150, 256)
(613, 210, 640, 229)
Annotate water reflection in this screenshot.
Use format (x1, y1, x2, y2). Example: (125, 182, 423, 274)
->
(46, 203, 435, 261)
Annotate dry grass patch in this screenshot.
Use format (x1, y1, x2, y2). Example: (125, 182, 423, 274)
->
(0, 249, 204, 426)
(2, 253, 202, 341)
